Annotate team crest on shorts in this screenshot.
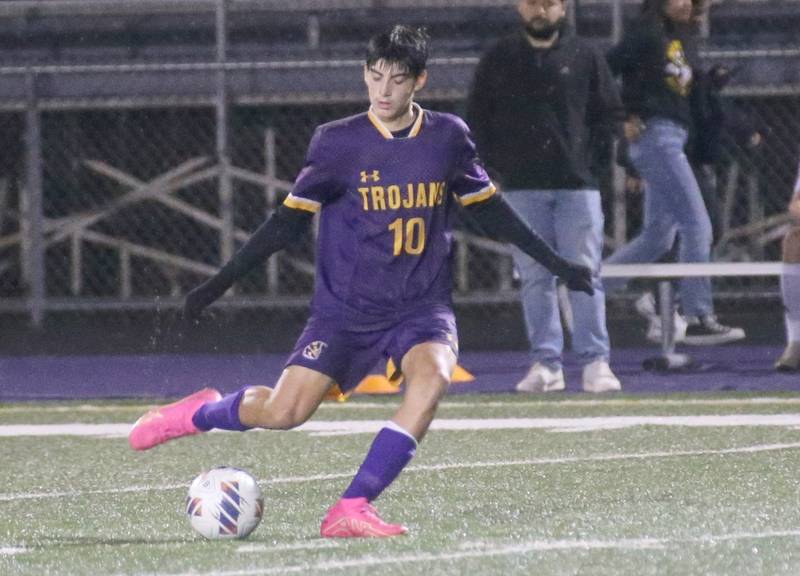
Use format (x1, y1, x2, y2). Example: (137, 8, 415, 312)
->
(302, 340, 328, 360)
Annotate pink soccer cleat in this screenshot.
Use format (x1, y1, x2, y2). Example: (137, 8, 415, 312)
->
(320, 497, 408, 538)
(128, 388, 222, 451)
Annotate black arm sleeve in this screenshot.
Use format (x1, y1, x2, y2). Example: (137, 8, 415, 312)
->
(184, 205, 313, 315)
(464, 195, 568, 275)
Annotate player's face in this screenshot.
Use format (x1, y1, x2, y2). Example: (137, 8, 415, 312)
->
(517, 0, 566, 33)
(364, 60, 427, 127)
(663, 0, 693, 23)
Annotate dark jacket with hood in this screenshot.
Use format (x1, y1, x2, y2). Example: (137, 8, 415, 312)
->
(606, 11, 701, 129)
(467, 26, 623, 191)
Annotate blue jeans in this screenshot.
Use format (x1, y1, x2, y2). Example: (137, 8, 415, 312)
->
(505, 189, 610, 369)
(605, 118, 714, 317)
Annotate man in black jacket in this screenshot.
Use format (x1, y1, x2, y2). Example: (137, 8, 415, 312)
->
(467, 0, 623, 393)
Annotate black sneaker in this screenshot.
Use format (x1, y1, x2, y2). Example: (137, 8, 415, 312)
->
(684, 315, 745, 345)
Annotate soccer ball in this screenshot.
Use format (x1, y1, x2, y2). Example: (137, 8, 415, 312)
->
(185, 467, 264, 539)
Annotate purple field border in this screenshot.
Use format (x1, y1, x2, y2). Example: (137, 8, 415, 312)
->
(0, 346, 798, 402)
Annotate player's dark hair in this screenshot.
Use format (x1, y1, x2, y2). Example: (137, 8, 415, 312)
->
(366, 25, 429, 78)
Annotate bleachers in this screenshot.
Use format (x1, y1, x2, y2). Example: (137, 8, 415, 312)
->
(0, 0, 797, 64)
(0, 0, 796, 108)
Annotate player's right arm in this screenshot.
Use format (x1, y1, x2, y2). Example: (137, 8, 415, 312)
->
(184, 126, 340, 319)
(183, 206, 313, 319)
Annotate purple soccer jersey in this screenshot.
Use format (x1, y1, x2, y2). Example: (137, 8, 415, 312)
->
(284, 104, 496, 322)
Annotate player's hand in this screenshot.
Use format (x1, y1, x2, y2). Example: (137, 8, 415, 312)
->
(555, 260, 594, 296)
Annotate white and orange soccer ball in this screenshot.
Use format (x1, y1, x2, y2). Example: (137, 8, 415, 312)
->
(185, 467, 264, 539)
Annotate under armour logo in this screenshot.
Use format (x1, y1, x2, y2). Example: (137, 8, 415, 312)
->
(360, 170, 380, 183)
(560, 66, 570, 75)
(302, 340, 328, 360)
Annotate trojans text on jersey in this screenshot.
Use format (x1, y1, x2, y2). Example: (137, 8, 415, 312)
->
(357, 180, 447, 211)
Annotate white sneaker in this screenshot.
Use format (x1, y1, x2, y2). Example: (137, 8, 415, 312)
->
(635, 292, 687, 344)
(515, 363, 565, 393)
(645, 312, 688, 344)
(634, 292, 658, 319)
(582, 360, 622, 393)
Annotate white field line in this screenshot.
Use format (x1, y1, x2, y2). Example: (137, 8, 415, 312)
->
(6, 413, 800, 439)
(4, 396, 800, 414)
(3, 441, 800, 503)
(442, 397, 800, 408)
(236, 540, 339, 554)
(0, 483, 188, 502)
(301, 414, 800, 436)
(0, 546, 26, 556)
(117, 530, 800, 576)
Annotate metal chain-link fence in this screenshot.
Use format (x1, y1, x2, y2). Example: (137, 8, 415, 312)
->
(0, 0, 798, 349)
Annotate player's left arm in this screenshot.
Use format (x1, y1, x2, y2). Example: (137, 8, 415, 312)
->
(465, 195, 593, 295)
(450, 118, 593, 295)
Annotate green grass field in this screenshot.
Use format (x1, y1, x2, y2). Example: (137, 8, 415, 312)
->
(3, 394, 800, 575)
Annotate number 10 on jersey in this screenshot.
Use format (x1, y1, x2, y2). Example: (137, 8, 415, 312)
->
(388, 217, 426, 256)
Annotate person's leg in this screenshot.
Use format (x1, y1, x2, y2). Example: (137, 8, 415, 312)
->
(555, 190, 620, 392)
(696, 162, 722, 245)
(130, 317, 360, 451)
(197, 366, 334, 431)
(393, 341, 456, 440)
(777, 227, 800, 371)
(604, 126, 679, 294)
(128, 365, 334, 451)
(504, 191, 563, 369)
(321, 341, 456, 538)
(644, 122, 714, 317)
(555, 190, 609, 364)
(632, 121, 743, 343)
(335, 342, 455, 505)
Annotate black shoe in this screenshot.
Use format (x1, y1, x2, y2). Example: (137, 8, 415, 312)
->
(683, 315, 745, 346)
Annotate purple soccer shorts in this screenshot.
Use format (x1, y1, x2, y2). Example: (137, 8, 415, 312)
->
(285, 304, 458, 392)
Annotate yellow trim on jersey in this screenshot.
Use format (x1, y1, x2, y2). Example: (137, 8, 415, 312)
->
(367, 110, 394, 139)
(283, 194, 321, 213)
(458, 184, 497, 207)
(367, 102, 424, 140)
(408, 103, 424, 137)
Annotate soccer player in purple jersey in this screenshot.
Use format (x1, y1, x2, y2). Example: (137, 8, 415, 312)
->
(129, 25, 594, 538)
